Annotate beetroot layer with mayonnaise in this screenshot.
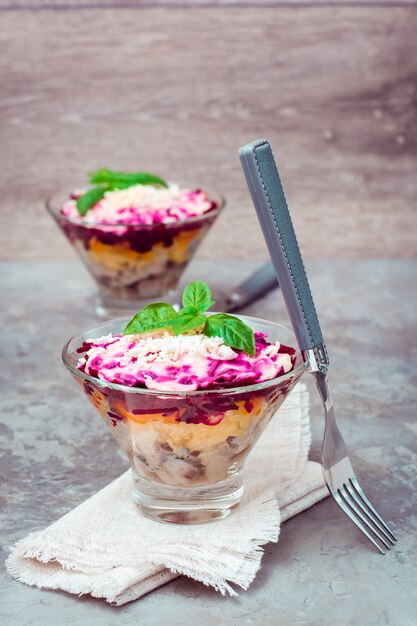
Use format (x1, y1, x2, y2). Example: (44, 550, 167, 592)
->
(77, 331, 296, 392)
(61, 184, 216, 226)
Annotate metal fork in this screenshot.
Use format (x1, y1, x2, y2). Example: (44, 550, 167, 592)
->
(316, 373, 397, 553)
(239, 138, 397, 553)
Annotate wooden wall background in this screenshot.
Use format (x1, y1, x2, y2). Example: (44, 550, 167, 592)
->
(1, 1, 416, 261)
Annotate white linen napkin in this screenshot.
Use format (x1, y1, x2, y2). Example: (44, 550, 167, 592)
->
(6, 383, 328, 605)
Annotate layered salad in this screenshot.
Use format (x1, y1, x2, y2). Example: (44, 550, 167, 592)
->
(51, 169, 220, 302)
(75, 282, 303, 488)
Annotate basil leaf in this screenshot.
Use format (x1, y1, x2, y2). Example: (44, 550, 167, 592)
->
(182, 281, 215, 313)
(76, 186, 107, 216)
(179, 306, 199, 317)
(89, 168, 116, 184)
(204, 314, 256, 356)
(89, 168, 168, 189)
(171, 313, 207, 336)
(123, 303, 177, 336)
(110, 172, 168, 188)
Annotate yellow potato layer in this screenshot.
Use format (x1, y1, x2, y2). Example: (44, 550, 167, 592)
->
(88, 237, 162, 272)
(168, 229, 202, 264)
(124, 397, 266, 452)
(87, 228, 203, 271)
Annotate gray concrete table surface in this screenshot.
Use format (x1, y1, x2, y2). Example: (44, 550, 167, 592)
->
(0, 259, 416, 626)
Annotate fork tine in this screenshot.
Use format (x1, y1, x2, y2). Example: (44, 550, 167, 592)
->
(346, 481, 396, 546)
(350, 478, 398, 542)
(338, 486, 392, 551)
(333, 489, 385, 554)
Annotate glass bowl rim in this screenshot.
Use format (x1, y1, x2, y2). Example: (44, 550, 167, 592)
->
(46, 184, 225, 229)
(62, 314, 306, 397)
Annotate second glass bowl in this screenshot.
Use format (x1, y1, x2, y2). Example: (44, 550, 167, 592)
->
(47, 186, 224, 318)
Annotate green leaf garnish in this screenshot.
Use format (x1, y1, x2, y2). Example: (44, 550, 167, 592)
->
(89, 168, 168, 189)
(122, 303, 177, 336)
(204, 313, 256, 356)
(178, 306, 201, 317)
(182, 281, 215, 314)
(171, 313, 207, 336)
(76, 186, 107, 216)
(122, 281, 256, 356)
(76, 168, 168, 216)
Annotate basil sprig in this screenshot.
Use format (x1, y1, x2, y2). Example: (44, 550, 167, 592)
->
(123, 303, 178, 336)
(76, 168, 168, 216)
(123, 281, 256, 356)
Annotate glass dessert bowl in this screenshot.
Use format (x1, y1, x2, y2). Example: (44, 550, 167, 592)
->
(47, 177, 223, 318)
(62, 308, 306, 524)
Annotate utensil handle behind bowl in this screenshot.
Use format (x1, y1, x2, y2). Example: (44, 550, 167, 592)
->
(224, 261, 278, 312)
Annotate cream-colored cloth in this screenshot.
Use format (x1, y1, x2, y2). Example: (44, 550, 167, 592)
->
(6, 384, 328, 605)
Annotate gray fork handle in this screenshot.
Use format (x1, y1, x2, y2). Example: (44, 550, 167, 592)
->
(239, 139, 323, 353)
